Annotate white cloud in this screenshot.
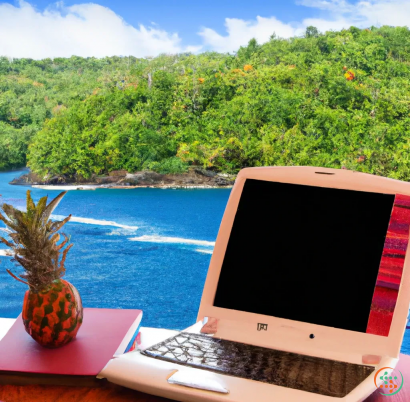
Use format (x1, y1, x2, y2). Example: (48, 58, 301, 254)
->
(199, 17, 300, 53)
(1, 0, 410, 58)
(299, 0, 410, 27)
(0, 0, 186, 58)
(200, 0, 410, 53)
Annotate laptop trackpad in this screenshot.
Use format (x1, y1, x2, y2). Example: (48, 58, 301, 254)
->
(168, 370, 229, 394)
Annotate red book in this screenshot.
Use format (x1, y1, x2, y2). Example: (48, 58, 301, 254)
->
(0, 308, 142, 385)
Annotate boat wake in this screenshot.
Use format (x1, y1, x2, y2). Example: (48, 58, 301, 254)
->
(52, 215, 139, 231)
(129, 235, 215, 247)
(195, 249, 214, 254)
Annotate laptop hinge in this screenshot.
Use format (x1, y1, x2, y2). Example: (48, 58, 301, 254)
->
(200, 317, 218, 334)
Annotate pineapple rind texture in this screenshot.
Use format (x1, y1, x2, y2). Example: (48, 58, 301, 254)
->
(22, 279, 83, 348)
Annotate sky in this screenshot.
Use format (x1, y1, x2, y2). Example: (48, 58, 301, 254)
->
(0, 0, 409, 59)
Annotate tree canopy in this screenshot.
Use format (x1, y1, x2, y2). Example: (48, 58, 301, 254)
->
(2, 26, 410, 179)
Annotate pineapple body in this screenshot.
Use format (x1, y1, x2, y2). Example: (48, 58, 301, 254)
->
(22, 279, 83, 348)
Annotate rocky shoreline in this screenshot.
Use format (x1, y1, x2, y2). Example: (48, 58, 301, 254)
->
(9, 169, 236, 189)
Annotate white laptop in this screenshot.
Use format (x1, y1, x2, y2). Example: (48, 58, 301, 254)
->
(99, 166, 410, 402)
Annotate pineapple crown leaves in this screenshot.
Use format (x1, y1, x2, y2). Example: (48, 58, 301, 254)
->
(0, 190, 73, 292)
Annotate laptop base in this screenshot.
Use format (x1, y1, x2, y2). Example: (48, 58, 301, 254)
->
(142, 332, 375, 398)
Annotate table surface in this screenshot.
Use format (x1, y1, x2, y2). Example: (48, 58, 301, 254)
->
(0, 354, 409, 402)
(0, 319, 409, 402)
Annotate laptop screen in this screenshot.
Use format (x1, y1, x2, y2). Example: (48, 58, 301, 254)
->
(213, 179, 404, 336)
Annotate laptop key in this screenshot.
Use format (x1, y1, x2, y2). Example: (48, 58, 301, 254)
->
(142, 332, 375, 398)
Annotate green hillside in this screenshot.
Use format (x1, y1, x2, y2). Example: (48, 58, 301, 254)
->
(2, 26, 410, 179)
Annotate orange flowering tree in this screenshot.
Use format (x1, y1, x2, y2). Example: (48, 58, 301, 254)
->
(344, 70, 355, 81)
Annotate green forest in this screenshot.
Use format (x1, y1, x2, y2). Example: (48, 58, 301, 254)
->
(2, 25, 410, 179)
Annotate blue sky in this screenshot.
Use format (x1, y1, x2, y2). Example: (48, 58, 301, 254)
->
(26, 0, 319, 48)
(0, 1, 409, 58)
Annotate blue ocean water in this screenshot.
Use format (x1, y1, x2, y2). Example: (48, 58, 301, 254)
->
(1, 170, 409, 354)
(0, 170, 229, 330)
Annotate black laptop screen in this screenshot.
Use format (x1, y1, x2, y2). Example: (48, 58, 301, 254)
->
(213, 179, 396, 333)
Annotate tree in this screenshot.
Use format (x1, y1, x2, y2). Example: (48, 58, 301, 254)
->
(305, 26, 320, 38)
(2, 27, 410, 181)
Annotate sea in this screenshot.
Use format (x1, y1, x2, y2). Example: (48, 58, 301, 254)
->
(0, 170, 229, 329)
(1, 170, 409, 354)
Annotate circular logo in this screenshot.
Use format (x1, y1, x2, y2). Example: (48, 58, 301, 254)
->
(374, 367, 404, 396)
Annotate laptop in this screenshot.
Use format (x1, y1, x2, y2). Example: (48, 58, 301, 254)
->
(99, 166, 410, 401)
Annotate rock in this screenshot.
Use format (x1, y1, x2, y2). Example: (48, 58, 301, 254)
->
(215, 177, 230, 186)
(217, 173, 235, 179)
(109, 170, 127, 177)
(9, 169, 236, 188)
(94, 176, 121, 184)
(9, 171, 44, 185)
(47, 175, 71, 185)
(194, 168, 217, 178)
(125, 171, 165, 185)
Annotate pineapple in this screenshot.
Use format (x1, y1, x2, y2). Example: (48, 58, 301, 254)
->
(0, 190, 83, 348)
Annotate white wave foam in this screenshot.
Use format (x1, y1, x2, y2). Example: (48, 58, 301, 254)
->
(129, 235, 215, 247)
(10, 209, 138, 231)
(0, 249, 12, 257)
(52, 214, 138, 231)
(195, 249, 213, 254)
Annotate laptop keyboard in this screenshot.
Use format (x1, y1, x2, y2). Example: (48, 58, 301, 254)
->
(142, 332, 375, 398)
